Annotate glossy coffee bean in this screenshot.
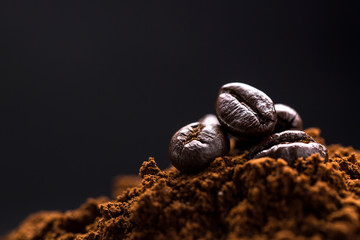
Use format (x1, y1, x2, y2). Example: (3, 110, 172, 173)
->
(248, 130, 328, 165)
(274, 104, 303, 132)
(199, 114, 220, 126)
(215, 82, 277, 141)
(168, 122, 229, 174)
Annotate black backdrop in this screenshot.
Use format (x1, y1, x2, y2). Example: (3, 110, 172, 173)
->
(1, 1, 359, 235)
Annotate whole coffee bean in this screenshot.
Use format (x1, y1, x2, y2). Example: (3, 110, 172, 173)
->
(215, 82, 277, 141)
(168, 122, 229, 174)
(199, 114, 220, 126)
(274, 104, 303, 132)
(248, 130, 328, 165)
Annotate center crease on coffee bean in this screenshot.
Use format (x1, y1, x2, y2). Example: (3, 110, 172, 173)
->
(228, 91, 267, 125)
(184, 125, 203, 145)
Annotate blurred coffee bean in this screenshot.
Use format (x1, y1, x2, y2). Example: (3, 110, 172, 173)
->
(248, 130, 328, 165)
(168, 122, 229, 174)
(199, 114, 220, 126)
(275, 104, 303, 132)
(215, 82, 277, 141)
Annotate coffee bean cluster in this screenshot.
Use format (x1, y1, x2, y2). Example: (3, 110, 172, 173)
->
(168, 82, 328, 174)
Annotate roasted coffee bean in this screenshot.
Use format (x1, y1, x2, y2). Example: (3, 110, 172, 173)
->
(274, 104, 303, 132)
(248, 130, 328, 165)
(168, 122, 229, 174)
(215, 82, 277, 141)
(199, 114, 220, 126)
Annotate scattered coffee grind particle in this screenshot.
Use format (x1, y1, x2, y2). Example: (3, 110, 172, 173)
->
(5, 128, 360, 240)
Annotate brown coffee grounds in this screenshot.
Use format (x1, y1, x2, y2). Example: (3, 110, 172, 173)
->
(4, 128, 360, 240)
(3, 198, 108, 240)
(112, 175, 142, 199)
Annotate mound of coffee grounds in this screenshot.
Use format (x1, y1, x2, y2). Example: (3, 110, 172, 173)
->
(112, 175, 142, 199)
(3, 198, 108, 240)
(4, 128, 360, 240)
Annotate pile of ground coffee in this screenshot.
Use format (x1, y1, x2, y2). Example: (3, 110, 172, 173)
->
(4, 128, 360, 240)
(112, 175, 142, 199)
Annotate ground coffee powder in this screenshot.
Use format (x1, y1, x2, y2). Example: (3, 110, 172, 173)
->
(4, 128, 360, 240)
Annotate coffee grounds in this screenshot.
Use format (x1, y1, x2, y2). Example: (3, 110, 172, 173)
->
(4, 128, 360, 240)
(112, 175, 142, 199)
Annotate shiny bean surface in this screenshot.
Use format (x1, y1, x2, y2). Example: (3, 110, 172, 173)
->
(168, 122, 229, 174)
(274, 104, 303, 132)
(248, 130, 328, 165)
(215, 82, 277, 141)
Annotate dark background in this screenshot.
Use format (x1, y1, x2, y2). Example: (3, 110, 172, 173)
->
(0, 0, 359, 235)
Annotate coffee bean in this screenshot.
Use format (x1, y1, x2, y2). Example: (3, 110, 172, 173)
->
(215, 82, 277, 141)
(199, 114, 220, 126)
(168, 122, 229, 174)
(248, 130, 328, 165)
(274, 104, 303, 132)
